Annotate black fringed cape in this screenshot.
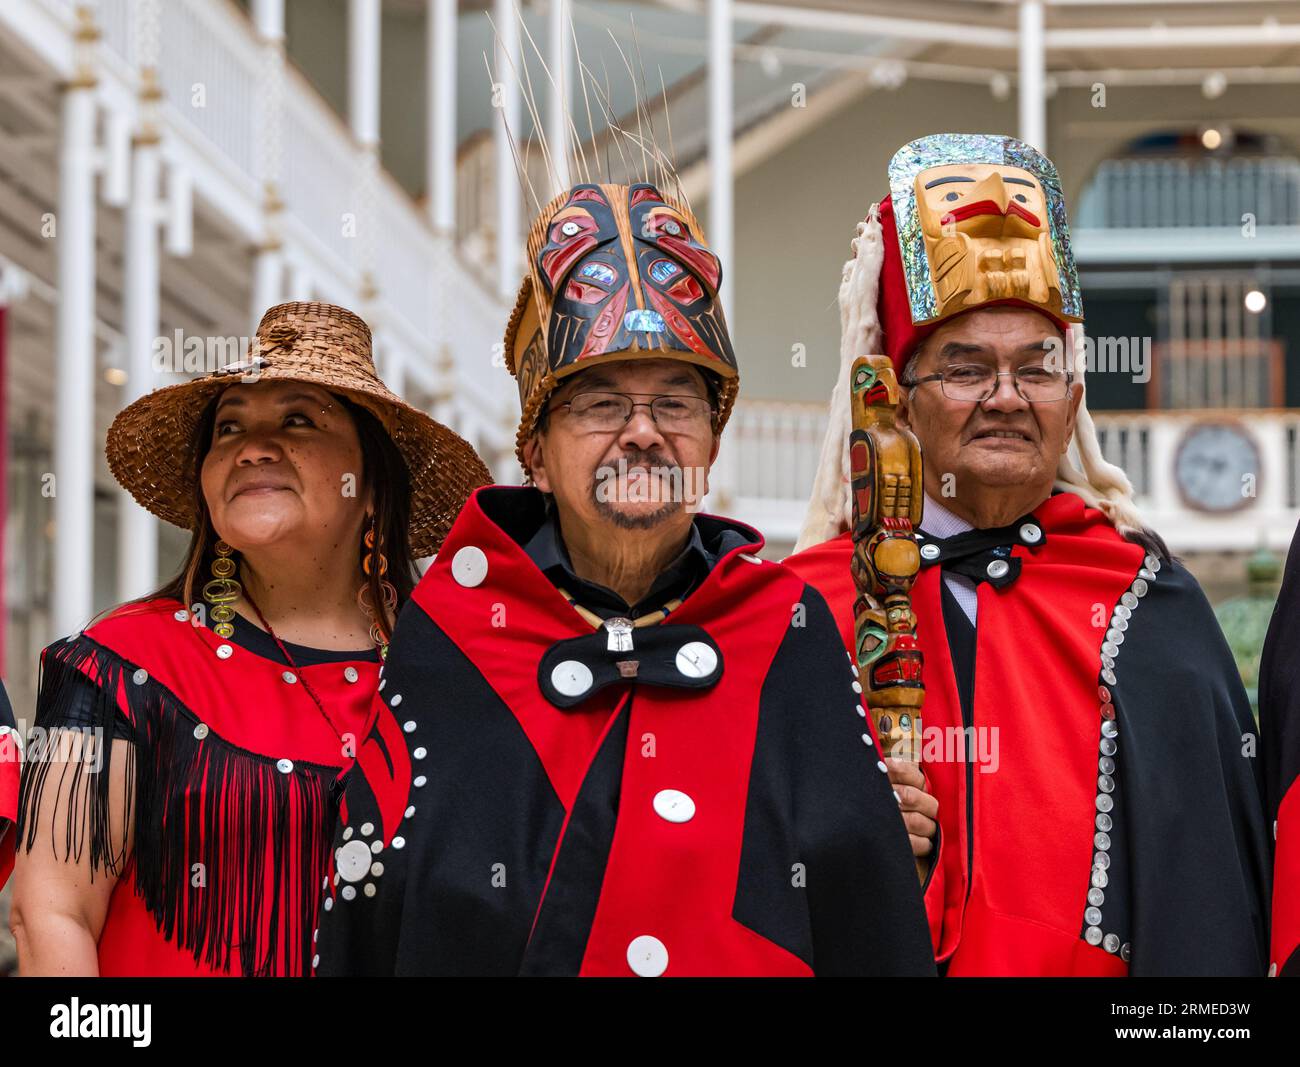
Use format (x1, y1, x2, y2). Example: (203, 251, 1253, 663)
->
(13, 599, 377, 976)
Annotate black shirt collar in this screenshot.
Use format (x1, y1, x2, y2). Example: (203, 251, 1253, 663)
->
(522, 506, 737, 620)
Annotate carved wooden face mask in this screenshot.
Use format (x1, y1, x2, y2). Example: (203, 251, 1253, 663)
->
(888, 134, 1084, 329)
(505, 182, 739, 465)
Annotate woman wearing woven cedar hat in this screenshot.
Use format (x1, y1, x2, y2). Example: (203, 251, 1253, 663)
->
(8, 301, 490, 976)
(785, 134, 1270, 976)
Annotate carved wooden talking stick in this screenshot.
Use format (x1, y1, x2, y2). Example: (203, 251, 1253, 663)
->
(848, 355, 927, 876)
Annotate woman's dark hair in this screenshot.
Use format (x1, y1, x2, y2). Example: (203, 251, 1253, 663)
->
(146, 391, 416, 644)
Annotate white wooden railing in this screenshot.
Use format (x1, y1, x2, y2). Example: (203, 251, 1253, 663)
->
(1076, 156, 1300, 230)
(33, 0, 516, 476)
(712, 400, 1300, 553)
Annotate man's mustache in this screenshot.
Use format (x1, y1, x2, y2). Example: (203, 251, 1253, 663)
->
(593, 451, 679, 479)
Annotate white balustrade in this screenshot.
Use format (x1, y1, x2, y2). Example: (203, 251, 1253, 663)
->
(1077, 156, 1300, 230)
(62, 0, 512, 456)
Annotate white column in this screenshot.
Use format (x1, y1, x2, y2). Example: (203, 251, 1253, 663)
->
(53, 82, 98, 634)
(547, 0, 571, 191)
(119, 136, 161, 601)
(1260, 418, 1290, 524)
(251, 245, 283, 326)
(118, 1, 165, 601)
(284, 257, 310, 301)
(708, 0, 734, 318)
(252, 0, 284, 41)
(252, 0, 285, 330)
(349, 0, 382, 148)
(383, 337, 407, 398)
(494, 0, 521, 298)
(427, 0, 457, 232)
(1147, 417, 1180, 516)
(1018, 0, 1046, 152)
(350, 0, 382, 310)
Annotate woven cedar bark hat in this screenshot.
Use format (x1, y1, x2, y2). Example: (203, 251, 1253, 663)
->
(106, 301, 492, 558)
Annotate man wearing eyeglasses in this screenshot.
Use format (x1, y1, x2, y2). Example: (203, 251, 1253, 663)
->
(787, 135, 1270, 976)
(313, 182, 936, 977)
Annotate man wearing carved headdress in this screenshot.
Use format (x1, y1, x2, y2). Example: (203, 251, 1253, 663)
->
(312, 181, 935, 977)
(786, 133, 1270, 976)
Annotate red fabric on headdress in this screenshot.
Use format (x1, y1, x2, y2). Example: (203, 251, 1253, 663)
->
(877, 194, 1072, 377)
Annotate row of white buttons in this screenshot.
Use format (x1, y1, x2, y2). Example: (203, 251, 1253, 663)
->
(178, 608, 364, 684)
(212, 643, 363, 685)
(452, 540, 709, 978)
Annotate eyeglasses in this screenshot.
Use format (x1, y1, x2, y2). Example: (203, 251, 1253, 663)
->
(547, 391, 716, 433)
(906, 364, 1073, 403)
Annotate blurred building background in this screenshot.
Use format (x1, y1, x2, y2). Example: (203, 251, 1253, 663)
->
(1, 0, 1299, 743)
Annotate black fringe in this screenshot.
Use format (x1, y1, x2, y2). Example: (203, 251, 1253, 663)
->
(17, 633, 337, 977)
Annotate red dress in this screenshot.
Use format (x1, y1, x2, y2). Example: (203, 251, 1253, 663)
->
(15, 598, 378, 976)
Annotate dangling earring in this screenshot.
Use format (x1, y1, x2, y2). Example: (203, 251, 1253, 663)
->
(204, 539, 242, 638)
(359, 516, 398, 659)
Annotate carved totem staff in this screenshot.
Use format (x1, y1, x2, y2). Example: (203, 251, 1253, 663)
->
(848, 356, 926, 867)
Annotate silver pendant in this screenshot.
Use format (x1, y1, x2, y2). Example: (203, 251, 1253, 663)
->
(605, 616, 635, 653)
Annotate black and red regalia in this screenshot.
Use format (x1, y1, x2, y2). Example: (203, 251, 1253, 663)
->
(786, 491, 1271, 975)
(1, 681, 18, 886)
(313, 486, 937, 976)
(14, 598, 378, 976)
(1258, 518, 1300, 977)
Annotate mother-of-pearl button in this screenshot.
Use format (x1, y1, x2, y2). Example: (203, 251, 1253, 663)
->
(344, 666, 359, 683)
(1019, 523, 1042, 544)
(551, 660, 593, 698)
(626, 935, 669, 977)
(216, 644, 233, 659)
(675, 641, 717, 679)
(652, 789, 696, 823)
(335, 839, 372, 883)
(451, 545, 489, 587)
(276, 758, 294, 774)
